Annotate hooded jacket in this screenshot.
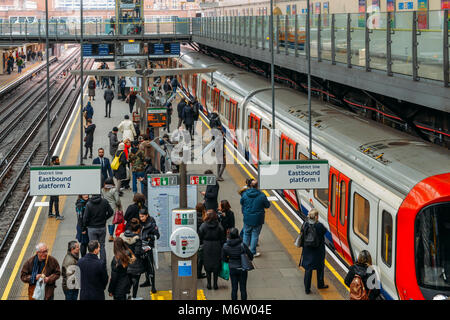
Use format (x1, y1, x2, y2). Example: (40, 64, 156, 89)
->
(222, 238, 253, 270)
(62, 252, 79, 292)
(240, 188, 270, 226)
(120, 230, 145, 275)
(83, 195, 114, 229)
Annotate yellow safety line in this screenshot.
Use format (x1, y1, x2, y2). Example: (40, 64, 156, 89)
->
(199, 115, 349, 291)
(0, 87, 85, 300)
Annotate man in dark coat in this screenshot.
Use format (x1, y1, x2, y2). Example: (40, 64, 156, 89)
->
(164, 101, 173, 133)
(104, 85, 114, 118)
(108, 127, 119, 157)
(77, 240, 109, 300)
(177, 99, 187, 128)
(299, 209, 328, 294)
(182, 101, 195, 137)
(240, 179, 270, 257)
(201, 169, 219, 211)
(83, 119, 96, 159)
(83, 194, 114, 263)
(92, 147, 113, 187)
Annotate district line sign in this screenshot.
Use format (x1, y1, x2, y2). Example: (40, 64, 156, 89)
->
(30, 166, 101, 196)
(258, 160, 329, 190)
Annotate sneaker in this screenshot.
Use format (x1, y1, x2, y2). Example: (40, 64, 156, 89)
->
(55, 215, 64, 220)
(217, 177, 224, 181)
(254, 252, 261, 257)
(48, 213, 55, 218)
(318, 285, 329, 289)
(108, 236, 114, 242)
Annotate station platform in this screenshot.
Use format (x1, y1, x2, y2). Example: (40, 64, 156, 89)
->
(0, 83, 350, 300)
(0, 58, 47, 91)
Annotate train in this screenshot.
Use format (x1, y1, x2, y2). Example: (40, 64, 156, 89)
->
(175, 48, 450, 300)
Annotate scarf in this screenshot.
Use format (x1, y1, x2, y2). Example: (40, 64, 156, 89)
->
(30, 255, 45, 285)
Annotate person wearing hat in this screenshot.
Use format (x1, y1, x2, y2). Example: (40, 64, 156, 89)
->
(113, 143, 128, 195)
(108, 127, 120, 157)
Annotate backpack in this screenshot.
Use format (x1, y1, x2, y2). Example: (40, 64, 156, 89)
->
(88, 80, 95, 89)
(303, 223, 320, 248)
(111, 152, 123, 171)
(209, 112, 221, 128)
(349, 274, 369, 300)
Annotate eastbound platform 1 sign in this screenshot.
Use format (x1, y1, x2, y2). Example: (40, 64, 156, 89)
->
(258, 160, 329, 190)
(30, 166, 101, 196)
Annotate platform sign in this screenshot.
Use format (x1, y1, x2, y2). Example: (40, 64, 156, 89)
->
(30, 166, 101, 196)
(188, 174, 216, 186)
(149, 174, 179, 187)
(147, 107, 167, 127)
(130, 86, 140, 92)
(82, 44, 114, 59)
(148, 42, 181, 58)
(172, 209, 197, 232)
(258, 160, 329, 190)
(170, 227, 200, 259)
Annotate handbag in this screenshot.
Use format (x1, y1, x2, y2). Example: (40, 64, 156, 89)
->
(219, 261, 230, 280)
(115, 221, 125, 237)
(112, 210, 124, 224)
(240, 244, 255, 271)
(111, 151, 123, 171)
(294, 232, 303, 248)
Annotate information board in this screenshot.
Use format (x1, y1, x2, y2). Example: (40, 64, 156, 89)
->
(30, 166, 101, 196)
(147, 107, 167, 127)
(148, 184, 197, 252)
(148, 42, 181, 58)
(82, 44, 114, 59)
(258, 160, 329, 190)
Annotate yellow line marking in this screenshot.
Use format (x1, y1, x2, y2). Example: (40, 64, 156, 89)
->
(151, 290, 206, 300)
(199, 115, 349, 292)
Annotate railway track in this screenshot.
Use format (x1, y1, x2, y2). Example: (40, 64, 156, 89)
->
(0, 57, 95, 259)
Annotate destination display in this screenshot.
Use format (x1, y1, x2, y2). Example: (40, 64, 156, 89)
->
(82, 44, 114, 59)
(148, 42, 181, 58)
(147, 107, 167, 127)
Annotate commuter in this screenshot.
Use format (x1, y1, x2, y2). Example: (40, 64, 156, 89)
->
(139, 209, 160, 293)
(129, 145, 146, 194)
(108, 17, 116, 35)
(182, 101, 195, 137)
(101, 70, 110, 89)
(238, 178, 254, 196)
(20, 242, 61, 300)
(93, 147, 113, 187)
(61, 241, 80, 300)
(48, 155, 64, 219)
(17, 57, 24, 73)
(110, 76, 115, 90)
(88, 76, 96, 101)
(104, 85, 114, 118)
(209, 112, 222, 130)
(119, 76, 127, 100)
(193, 97, 200, 130)
(82, 101, 94, 122)
(222, 228, 254, 300)
(196, 203, 207, 279)
(124, 193, 146, 229)
(112, 143, 128, 195)
(201, 169, 220, 211)
(108, 127, 120, 157)
(298, 208, 328, 294)
(176, 98, 187, 129)
(216, 128, 226, 181)
(198, 210, 225, 290)
(118, 114, 136, 142)
(108, 238, 133, 300)
(344, 250, 380, 300)
(101, 177, 122, 242)
(127, 91, 137, 114)
(164, 101, 173, 133)
(83, 194, 114, 263)
(77, 240, 109, 300)
(218, 200, 235, 238)
(83, 119, 96, 159)
(171, 76, 178, 94)
(120, 218, 145, 300)
(240, 179, 270, 257)
(121, 139, 132, 191)
(6, 56, 13, 74)
(163, 78, 172, 97)
(138, 134, 152, 162)
(75, 195, 90, 257)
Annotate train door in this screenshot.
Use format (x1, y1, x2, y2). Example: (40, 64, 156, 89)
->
(201, 79, 207, 111)
(280, 134, 299, 210)
(248, 113, 260, 165)
(212, 88, 220, 113)
(192, 74, 198, 98)
(228, 99, 238, 146)
(259, 121, 271, 162)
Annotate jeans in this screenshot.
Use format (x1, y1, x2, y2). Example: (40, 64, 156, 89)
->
(64, 289, 79, 300)
(304, 265, 325, 292)
(132, 171, 145, 193)
(87, 227, 106, 262)
(129, 100, 135, 113)
(230, 269, 248, 300)
(243, 224, 263, 255)
(108, 224, 115, 236)
(49, 196, 60, 215)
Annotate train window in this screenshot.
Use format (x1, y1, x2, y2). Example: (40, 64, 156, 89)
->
(220, 96, 225, 115)
(314, 189, 329, 208)
(261, 126, 270, 155)
(206, 87, 211, 107)
(381, 210, 393, 267)
(299, 152, 308, 160)
(289, 143, 295, 160)
(353, 193, 370, 244)
(339, 181, 346, 226)
(237, 108, 240, 128)
(283, 139, 289, 160)
(330, 174, 337, 217)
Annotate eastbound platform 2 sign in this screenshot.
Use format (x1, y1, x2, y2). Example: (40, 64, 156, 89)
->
(258, 160, 329, 190)
(30, 166, 101, 196)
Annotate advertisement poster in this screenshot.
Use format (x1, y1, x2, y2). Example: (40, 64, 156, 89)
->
(358, 0, 366, 27)
(442, 0, 450, 9)
(323, 2, 329, 27)
(315, 2, 321, 14)
(387, 0, 395, 11)
(287, 5, 291, 15)
(292, 4, 297, 15)
(371, 0, 380, 11)
(417, 0, 428, 29)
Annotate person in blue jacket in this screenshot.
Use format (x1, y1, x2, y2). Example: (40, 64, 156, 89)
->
(82, 101, 94, 120)
(240, 179, 270, 257)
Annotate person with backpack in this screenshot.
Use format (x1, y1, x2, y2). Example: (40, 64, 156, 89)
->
(88, 77, 96, 101)
(298, 208, 328, 294)
(344, 250, 381, 300)
(119, 77, 127, 101)
(177, 98, 187, 129)
(193, 97, 200, 128)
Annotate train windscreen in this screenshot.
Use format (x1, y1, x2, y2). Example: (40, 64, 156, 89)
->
(415, 202, 450, 291)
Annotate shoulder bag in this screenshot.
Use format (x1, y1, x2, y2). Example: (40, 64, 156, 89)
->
(240, 243, 255, 271)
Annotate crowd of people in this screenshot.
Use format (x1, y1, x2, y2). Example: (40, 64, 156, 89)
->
(3, 49, 43, 75)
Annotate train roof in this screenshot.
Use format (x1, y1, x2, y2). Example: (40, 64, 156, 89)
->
(180, 50, 450, 197)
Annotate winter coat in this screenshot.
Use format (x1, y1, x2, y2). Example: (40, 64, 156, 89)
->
(218, 209, 235, 234)
(118, 119, 136, 142)
(104, 88, 114, 102)
(222, 238, 253, 270)
(77, 253, 108, 300)
(108, 256, 131, 297)
(140, 216, 160, 248)
(124, 203, 147, 229)
(138, 140, 152, 159)
(101, 187, 121, 211)
(193, 102, 200, 121)
(83, 104, 94, 120)
(240, 188, 270, 226)
(182, 105, 195, 126)
(20, 255, 61, 300)
(108, 131, 119, 157)
(84, 123, 96, 148)
(61, 252, 79, 292)
(83, 195, 114, 229)
(204, 182, 219, 211)
(88, 80, 96, 97)
(299, 221, 327, 270)
(344, 263, 381, 300)
(120, 230, 145, 275)
(113, 150, 127, 180)
(177, 100, 186, 118)
(129, 149, 145, 173)
(75, 198, 89, 244)
(198, 220, 225, 273)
